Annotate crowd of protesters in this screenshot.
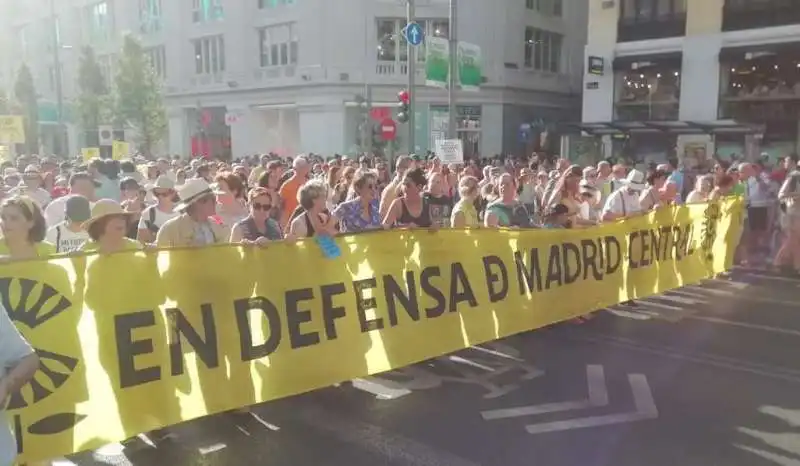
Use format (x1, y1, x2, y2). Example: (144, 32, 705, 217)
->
(0, 150, 797, 274)
(0, 148, 799, 465)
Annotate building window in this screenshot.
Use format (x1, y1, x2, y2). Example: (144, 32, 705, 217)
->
(615, 62, 681, 121)
(86, 1, 113, 42)
(145, 46, 167, 78)
(526, 0, 562, 16)
(524, 27, 562, 73)
(193, 35, 225, 75)
(192, 0, 224, 23)
(621, 0, 685, 22)
(139, 0, 162, 33)
(376, 18, 448, 63)
(97, 54, 115, 89)
(258, 24, 298, 67)
(258, 0, 295, 8)
(17, 26, 29, 59)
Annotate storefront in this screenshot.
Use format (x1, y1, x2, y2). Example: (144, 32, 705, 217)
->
(429, 105, 482, 159)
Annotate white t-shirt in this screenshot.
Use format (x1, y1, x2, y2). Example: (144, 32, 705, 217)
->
(44, 197, 97, 229)
(138, 205, 179, 231)
(45, 223, 89, 253)
(602, 187, 643, 218)
(745, 175, 774, 207)
(10, 187, 51, 208)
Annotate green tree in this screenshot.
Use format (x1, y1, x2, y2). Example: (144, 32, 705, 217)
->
(0, 88, 9, 113)
(76, 46, 114, 137)
(14, 64, 39, 154)
(114, 35, 166, 156)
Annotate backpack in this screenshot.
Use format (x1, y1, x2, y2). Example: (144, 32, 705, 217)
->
(55, 225, 63, 253)
(143, 206, 160, 234)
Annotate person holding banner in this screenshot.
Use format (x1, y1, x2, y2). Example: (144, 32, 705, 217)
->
(484, 173, 534, 228)
(286, 180, 338, 239)
(0, 196, 54, 260)
(0, 306, 39, 466)
(156, 179, 229, 247)
(331, 171, 382, 233)
(230, 188, 282, 244)
(79, 200, 142, 253)
(451, 176, 480, 228)
(382, 168, 432, 229)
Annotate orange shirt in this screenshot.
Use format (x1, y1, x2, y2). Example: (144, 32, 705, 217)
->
(279, 176, 303, 227)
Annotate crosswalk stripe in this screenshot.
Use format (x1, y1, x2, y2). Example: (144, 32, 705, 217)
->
(653, 294, 707, 306)
(606, 309, 652, 320)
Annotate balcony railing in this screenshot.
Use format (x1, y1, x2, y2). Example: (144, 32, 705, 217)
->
(719, 94, 800, 121)
(617, 14, 686, 42)
(722, 0, 800, 31)
(375, 61, 410, 76)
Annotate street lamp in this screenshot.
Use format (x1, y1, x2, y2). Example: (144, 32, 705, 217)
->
(50, 0, 71, 157)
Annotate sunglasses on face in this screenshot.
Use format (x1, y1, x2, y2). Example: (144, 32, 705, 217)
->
(252, 202, 272, 211)
(198, 194, 216, 204)
(154, 190, 173, 198)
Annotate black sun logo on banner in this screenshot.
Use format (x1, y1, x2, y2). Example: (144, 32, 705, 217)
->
(699, 202, 722, 263)
(0, 277, 86, 454)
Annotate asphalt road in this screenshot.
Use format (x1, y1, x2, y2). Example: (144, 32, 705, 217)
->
(60, 268, 800, 466)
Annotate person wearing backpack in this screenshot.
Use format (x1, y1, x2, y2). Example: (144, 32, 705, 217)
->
(137, 175, 178, 244)
(44, 195, 91, 253)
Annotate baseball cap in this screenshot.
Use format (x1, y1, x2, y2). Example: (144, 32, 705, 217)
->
(65, 195, 92, 223)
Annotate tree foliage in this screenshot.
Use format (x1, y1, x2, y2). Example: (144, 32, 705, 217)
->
(114, 35, 166, 156)
(76, 46, 114, 134)
(14, 64, 39, 154)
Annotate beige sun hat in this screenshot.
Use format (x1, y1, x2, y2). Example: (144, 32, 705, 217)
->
(173, 178, 223, 213)
(82, 199, 135, 230)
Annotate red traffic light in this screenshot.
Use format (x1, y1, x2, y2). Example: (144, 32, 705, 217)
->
(397, 89, 410, 104)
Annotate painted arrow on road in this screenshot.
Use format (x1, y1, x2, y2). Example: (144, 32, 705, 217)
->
(480, 365, 658, 434)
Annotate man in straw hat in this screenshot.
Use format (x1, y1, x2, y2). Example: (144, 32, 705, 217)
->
(156, 178, 228, 247)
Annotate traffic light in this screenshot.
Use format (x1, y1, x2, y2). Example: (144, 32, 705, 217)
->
(396, 89, 410, 123)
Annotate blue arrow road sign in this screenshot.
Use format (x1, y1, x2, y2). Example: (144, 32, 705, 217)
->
(403, 22, 424, 46)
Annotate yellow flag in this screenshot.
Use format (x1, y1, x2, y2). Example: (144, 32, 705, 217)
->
(0, 115, 25, 143)
(81, 148, 100, 162)
(111, 141, 129, 161)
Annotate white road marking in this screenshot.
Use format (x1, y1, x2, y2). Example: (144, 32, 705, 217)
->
(352, 378, 413, 400)
(657, 294, 707, 306)
(685, 315, 800, 338)
(607, 309, 652, 320)
(525, 374, 658, 434)
(565, 332, 800, 384)
(683, 285, 800, 307)
(292, 404, 481, 466)
(481, 365, 607, 420)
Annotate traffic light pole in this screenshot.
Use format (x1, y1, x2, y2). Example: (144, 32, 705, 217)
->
(406, 0, 416, 154)
(447, 0, 458, 140)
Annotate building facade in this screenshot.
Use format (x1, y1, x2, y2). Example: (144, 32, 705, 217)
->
(582, 0, 800, 165)
(0, 0, 587, 159)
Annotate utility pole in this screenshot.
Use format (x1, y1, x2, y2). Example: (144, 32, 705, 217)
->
(406, 0, 416, 154)
(50, 0, 65, 156)
(447, 0, 458, 139)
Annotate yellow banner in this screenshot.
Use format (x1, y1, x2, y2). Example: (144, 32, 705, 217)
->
(81, 148, 100, 162)
(0, 116, 25, 144)
(5, 200, 743, 462)
(111, 141, 129, 161)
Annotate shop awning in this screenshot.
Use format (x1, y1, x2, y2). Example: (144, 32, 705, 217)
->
(719, 40, 800, 61)
(561, 120, 764, 137)
(612, 52, 683, 71)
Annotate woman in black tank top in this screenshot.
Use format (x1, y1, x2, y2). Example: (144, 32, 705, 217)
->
(230, 188, 283, 243)
(382, 168, 432, 228)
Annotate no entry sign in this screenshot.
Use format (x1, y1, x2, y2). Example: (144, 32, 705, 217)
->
(380, 118, 397, 141)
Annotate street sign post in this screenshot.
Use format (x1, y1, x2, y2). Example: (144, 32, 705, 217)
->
(402, 21, 424, 46)
(380, 119, 397, 141)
